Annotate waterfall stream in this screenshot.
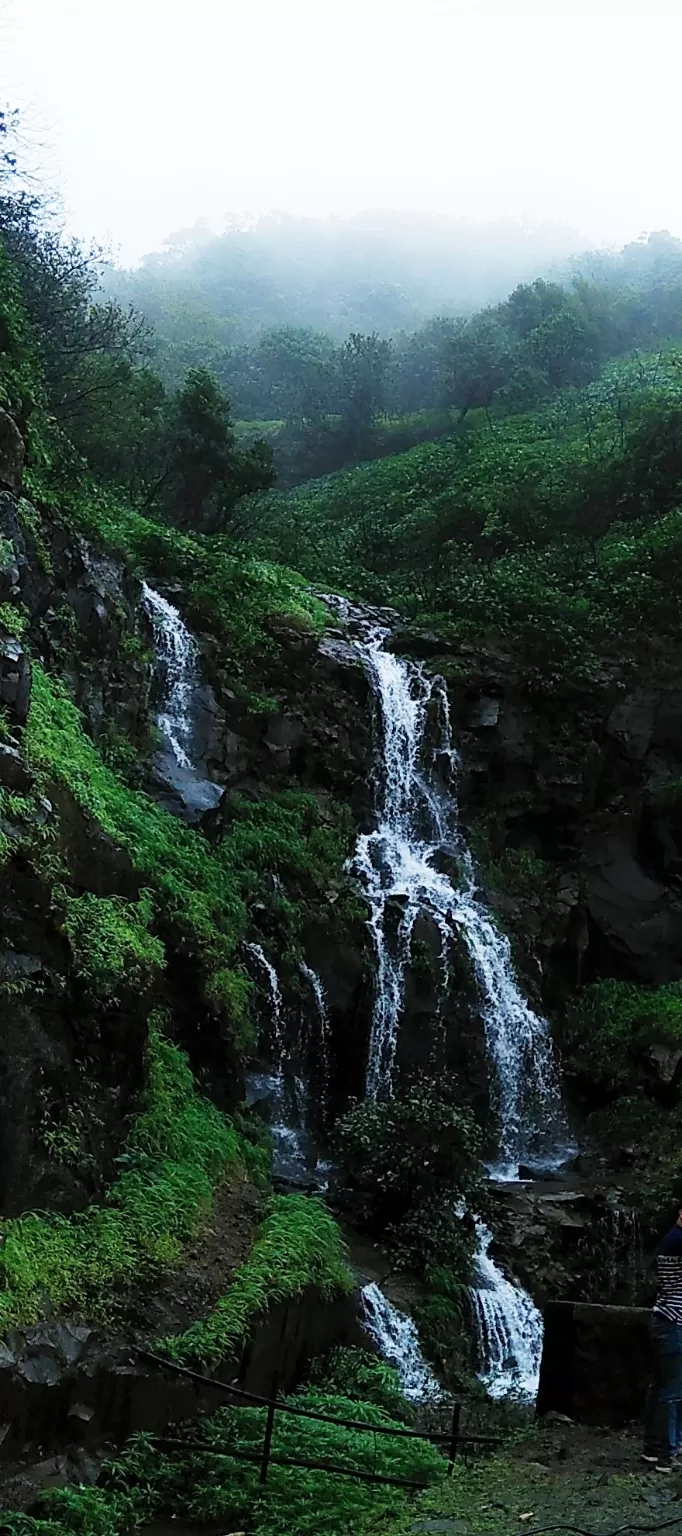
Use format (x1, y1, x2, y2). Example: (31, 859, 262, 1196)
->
(322, 597, 565, 1398)
(331, 599, 570, 1181)
(142, 582, 222, 817)
(468, 1222, 543, 1400)
(361, 1283, 443, 1401)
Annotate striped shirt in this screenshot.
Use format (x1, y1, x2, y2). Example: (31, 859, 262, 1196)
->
(654, 1224, 682, 1325)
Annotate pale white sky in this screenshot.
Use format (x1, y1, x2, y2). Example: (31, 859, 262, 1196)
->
(4, 0, 682, 264)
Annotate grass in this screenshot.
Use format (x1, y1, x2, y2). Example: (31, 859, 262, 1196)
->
(0, 1024, 246, 1330)
(158, 1192, 354, 1366)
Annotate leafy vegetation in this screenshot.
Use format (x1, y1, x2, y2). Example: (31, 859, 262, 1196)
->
(0, 1026, 245, 1328)
(60, 890, 165, 1001)
(2, 1390, 443, 1536)
(23, 667, 351, 1031)
(562, 979, 682, 1098)
(158, 1193, 353, 1366)
(337, 1080, 483, 1280)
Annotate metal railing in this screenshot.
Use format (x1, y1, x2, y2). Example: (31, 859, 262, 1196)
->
(140, 1347, 500, 1488)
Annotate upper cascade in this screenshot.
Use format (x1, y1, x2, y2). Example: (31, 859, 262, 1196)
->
(142, 582, 223, 820)
(325, 596, 572, 1181)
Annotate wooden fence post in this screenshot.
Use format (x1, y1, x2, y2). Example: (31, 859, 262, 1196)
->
(447, 1401, 462, 1476)
(260, 1377, 278, 1486)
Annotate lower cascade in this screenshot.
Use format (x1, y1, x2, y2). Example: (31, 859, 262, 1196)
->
(468, 1222, 543, 1401)
(361, 1283, 443, 1402)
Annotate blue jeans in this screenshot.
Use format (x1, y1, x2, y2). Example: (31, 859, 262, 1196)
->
(644, 1315, 682, 1458)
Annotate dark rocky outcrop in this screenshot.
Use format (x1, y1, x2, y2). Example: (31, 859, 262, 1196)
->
(0, 1286, 365, 1476)
(538, 1301, 653, 1425)
(0, 408, 24, 497)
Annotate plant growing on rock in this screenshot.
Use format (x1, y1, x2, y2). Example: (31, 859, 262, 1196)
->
(336, 1078, 484, 1281)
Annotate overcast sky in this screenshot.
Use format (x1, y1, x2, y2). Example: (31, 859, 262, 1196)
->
(4, 0, 682, 265)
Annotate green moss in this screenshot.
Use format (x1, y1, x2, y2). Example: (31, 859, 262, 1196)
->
(157, 1193, 353, 1366)
(23, 669, 354, 1033)
(0, 1025, 246, 1330)
(61, 889, 165, 1000)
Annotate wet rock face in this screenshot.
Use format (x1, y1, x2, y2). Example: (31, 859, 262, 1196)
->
(203, 621, 373, 815)
(0, 409, 24, 496)
(0, 491, 153, 748)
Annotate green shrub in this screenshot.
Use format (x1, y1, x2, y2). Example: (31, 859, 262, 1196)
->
(336, 1080, 483, 1279)
(158, 1194, 353, 1366)
(61, 889, 165, 1000)
(310, 1346, 412, 1422)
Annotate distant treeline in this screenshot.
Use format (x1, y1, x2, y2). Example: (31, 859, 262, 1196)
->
(106, 220, 682, 486)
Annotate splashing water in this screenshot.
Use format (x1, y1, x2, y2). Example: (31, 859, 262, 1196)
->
(361, 1283, 443, 1401)
(468, 1222, 543, 1400)
(329, 599, 571, 1179)
(142, 583, 200, 770)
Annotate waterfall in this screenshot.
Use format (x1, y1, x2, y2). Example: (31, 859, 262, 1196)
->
(468, 1222, 543, 1400)
(245, 947, 330, 1188)
(361, 1282, 443, 1402)
(329, 599, 570, 1180)
(246, 943, 287, 1077)
(142, 582, 222, 816)
(142, 582, 200, 770)
(301, 962, 331, 1112)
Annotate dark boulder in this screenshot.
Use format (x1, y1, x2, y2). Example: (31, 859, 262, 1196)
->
(538, 1301, 652, 1425)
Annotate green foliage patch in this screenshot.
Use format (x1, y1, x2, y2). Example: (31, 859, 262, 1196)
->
(4, 1393, 444, 1536)
(0, 1026, 244, 1329)
(23, 668, 351, 1027)
(337, 1080, 483, 1281)
(61, 889, 165, 1000)
(563, 979, 682, 1099)
(157, 1192, 353, 1366)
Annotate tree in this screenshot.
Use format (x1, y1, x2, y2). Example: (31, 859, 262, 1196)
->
(161, 366, 275, 533)
(439, 313, 513, 415)
(338, 331, 392, 450)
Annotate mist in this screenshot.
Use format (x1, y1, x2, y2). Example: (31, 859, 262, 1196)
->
(5, 0, 682, 268)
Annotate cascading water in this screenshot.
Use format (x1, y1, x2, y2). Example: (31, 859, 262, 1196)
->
(320, 595, 571, 1398)
(300, 962, 331, 1114)
(245, 946, 330, 1188)
(331, 599, 570, 1180)
(361, 1282, 443, 1401)
(468, 1222, 543, 1401)
(142, 582, 222, 816)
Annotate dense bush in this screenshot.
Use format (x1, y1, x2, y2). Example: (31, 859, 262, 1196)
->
(337, 1080, 483, 1281)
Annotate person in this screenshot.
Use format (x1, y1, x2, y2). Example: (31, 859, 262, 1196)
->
(643, 1204, 682, 1472)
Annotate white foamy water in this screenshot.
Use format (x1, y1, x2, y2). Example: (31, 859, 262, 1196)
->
(361, 1283, 442, 1401)
(469, 1222, 543, 1400)
(301, 962, 331, 1111)
(327, 599, 570, 1181)
(246, 943, 287, 1077)
(142, 582, 200, 770)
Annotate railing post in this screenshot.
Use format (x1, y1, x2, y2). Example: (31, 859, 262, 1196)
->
(260, 1378, 278, 1486)
(447, 1401, 462, 1476)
